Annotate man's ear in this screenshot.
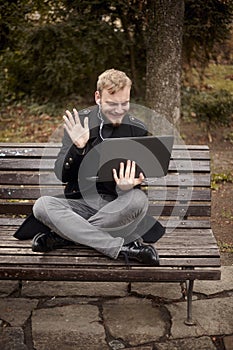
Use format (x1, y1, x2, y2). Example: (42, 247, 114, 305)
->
(95, 91, 101, 105)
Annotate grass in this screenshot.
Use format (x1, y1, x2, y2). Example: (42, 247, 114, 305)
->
(211, 172, 233, 190)
(204, 64, 233, 93)
(218, 240, 233, 253)
(188, 64, 233, 93)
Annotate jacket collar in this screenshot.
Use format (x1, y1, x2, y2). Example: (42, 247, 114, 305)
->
(89, 106, 131, 140)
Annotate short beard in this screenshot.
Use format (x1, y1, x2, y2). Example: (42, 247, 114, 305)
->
(112, 122, 121, 128)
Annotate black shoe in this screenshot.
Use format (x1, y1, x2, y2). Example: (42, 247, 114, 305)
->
(120, 241, 159, 266)
(32, 231, 75, 252)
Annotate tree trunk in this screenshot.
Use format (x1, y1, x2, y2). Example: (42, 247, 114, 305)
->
(146, 0, 184, 131)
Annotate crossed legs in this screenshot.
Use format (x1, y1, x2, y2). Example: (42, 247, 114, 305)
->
(33, 189, 148, 259)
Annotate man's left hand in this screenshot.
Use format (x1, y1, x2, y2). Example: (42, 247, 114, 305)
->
(113, 160, 144, 191)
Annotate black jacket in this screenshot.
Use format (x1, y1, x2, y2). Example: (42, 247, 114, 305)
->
(54, 106, 148, 199)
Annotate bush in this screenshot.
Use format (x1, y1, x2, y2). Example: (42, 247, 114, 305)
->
(181, 88, 233, 141)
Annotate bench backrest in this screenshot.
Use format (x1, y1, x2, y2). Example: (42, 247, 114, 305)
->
(0, 143, 211, 228)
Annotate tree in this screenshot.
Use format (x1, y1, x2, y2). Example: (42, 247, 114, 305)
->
(145, 0, 185, 128)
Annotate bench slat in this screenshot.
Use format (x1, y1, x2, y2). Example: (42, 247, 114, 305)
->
(0, 187, 211, 201)
(0, 246, 220, 257)
(147, 204, 211, 217)
(0, 250, 220, 266)
(0, 229, 219, 250)
(0, 218, 212, 228)
(0, 143, 209, 149)
(0, 158, 210, 172)
(0, 172, 211, 187)
(0, 243, 219, 253)
(0, 202, 211, 216)
(0, 148, 210, 161)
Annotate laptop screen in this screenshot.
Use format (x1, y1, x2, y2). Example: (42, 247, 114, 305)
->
(96, 135, 174, 182)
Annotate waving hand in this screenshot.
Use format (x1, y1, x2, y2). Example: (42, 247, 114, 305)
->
(63, 108, 89, 148)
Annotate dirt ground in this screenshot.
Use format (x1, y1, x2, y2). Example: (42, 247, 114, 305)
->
(180, 119, 233, 265)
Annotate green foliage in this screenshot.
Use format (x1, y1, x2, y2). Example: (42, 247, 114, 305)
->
(181, 88, 233, 140)
(0, 0, 233, 105)
(204, 64, 233, 94)
(181, 86, 199, 119)
(192, 89, 233, 128)
(0, 0, 147, 104)
(183, 0, 233, 83)
(211, 172, 233, 190)
(224, 131, 233, 144)
(218, 241, 233, 253)
(0, 0, 33, 51)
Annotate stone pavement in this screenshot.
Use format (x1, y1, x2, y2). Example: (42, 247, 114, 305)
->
(0, 266, 232, 350)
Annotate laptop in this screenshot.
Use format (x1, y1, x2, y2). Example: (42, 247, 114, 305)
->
(86, 135, 174, 182)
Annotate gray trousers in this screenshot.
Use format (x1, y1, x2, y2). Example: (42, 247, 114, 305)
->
(33, 189, 148, 259)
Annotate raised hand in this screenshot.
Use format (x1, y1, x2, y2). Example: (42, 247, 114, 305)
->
(63, 108, 89, 148)
(113, 160, 144, 191)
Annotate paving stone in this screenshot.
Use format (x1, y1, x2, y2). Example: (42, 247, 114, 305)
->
(41, 296, 98, 308)
(32, 304, 108, 350)
(22, 281, 128, 297)
(0, 298, 38, 327)
(156, 336, 216, 350)
(131, 282, 182, 300)
(103, 296, 167, 346)
(167, 296, 233, 338)
(224, 335, 233, 350)
(0, 327, 28, 350)
(0, 281, 19, 297)
(194, 266, 233, 295)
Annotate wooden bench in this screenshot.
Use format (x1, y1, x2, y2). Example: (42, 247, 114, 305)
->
(0, 142, 221, 325)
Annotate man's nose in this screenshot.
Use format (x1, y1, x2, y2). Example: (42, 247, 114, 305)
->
(115, 104, 124, 114)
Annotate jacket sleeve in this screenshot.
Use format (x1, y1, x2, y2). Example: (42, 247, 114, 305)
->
(54, 129, 86, 183)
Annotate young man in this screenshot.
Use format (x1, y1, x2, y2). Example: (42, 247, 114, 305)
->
(32, 69, 159, 265)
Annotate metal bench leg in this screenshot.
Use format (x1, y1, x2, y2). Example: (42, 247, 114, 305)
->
(184, 279, 196, 326)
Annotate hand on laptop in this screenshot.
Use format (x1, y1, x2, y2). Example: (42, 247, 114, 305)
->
(113, 160, 144, 191)
(63, 108, 90, 149)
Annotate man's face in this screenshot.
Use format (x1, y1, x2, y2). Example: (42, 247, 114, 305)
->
(96, 86, 131, 125)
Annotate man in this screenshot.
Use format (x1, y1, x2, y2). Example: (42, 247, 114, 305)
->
(32, 69, 159, 265)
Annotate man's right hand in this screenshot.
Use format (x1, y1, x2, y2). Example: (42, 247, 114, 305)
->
(63, 108, 90, 149)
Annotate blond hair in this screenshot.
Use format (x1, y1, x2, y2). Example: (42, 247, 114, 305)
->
(97, 69, 132, 95)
